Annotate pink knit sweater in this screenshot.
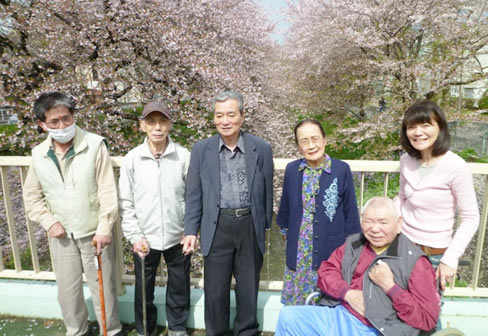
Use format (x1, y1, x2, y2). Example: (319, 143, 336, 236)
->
(397, 151, 479, 269)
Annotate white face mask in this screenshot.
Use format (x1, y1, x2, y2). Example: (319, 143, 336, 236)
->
(43, 122, 76, 144)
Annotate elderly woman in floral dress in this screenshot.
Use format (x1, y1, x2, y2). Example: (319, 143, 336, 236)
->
(277, 119, 361, 305)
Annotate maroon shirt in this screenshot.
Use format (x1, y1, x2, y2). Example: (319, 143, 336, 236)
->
(318, 243, 440, 331)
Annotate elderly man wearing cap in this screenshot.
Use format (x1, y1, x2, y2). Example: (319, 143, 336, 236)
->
(119, 101, 191, 336)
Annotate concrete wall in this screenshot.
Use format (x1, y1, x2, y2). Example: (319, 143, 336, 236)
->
(0, 279, 487, 335)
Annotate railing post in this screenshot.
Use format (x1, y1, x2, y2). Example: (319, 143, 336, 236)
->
(265, 228, 271, 283)
(0, 166, 22, 272)
(383, 172, 389, 196)
(19, 166, 41, 273)
(0, 242, 3, 272)
(472, 175, 488, 289)
(359, 172, 365, 209)
(113, 218, 126, 296)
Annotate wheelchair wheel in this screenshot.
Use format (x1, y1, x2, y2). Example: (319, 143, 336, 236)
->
(431, 328, 465, 336)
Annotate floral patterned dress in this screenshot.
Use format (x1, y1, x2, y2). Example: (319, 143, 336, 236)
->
(281, 156, 332, 305)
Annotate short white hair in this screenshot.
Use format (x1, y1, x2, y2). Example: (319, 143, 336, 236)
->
(361, 196, 398, 218)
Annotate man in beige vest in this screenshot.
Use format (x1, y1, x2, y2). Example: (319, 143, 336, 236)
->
(23, 91, 123, 336)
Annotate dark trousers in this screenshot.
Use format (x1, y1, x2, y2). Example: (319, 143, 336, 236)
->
(134, 243, 190, 335)
(204, 211, 263, 336)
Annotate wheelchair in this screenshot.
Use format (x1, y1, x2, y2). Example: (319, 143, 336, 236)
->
(304, 292, 465, 336)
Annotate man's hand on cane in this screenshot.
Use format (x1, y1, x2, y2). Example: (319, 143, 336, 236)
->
(92, 234, 112, 256)
(134, 239, 150, 258)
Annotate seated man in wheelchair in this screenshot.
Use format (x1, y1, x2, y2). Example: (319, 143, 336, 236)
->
(275, 196, 440, 336)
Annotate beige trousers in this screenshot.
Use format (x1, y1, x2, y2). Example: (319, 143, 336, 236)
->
(51, 235, 122, 336)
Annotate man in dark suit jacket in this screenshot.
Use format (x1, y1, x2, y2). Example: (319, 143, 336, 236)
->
(182, 91, 273, 336)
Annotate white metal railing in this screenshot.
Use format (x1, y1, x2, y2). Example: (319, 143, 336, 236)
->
(1, 156, 487, 297)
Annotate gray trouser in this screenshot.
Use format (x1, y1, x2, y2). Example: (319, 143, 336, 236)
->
(51, 235, 122, 336)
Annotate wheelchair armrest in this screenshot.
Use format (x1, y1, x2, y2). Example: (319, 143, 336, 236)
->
(305, 291, 323, 305)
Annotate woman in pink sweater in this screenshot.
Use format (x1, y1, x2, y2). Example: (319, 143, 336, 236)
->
(397, 100, 479, 290)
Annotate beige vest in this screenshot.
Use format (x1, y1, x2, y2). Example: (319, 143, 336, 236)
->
(32, 127, 105, 239)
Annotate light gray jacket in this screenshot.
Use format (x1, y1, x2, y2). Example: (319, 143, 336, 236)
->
(119, 137, 190, 251)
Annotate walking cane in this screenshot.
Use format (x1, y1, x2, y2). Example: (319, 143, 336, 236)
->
(93, 241, 108, 336)
(141, 245, 149, 336)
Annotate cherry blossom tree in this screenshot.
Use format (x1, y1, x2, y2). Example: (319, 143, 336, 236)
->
(0, 0, 291, 155)
(281, 0, 488, 150)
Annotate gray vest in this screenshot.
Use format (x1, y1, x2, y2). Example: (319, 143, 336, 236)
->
(320, 233, 429, 336)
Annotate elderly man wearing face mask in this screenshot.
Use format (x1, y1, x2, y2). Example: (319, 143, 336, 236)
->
(23, 91, 123, 336)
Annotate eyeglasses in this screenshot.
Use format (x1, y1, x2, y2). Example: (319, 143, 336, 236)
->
(298, 136, 323, 147)
(44, 114, 74, 128)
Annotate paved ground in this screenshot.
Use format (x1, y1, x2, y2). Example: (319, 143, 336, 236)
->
(0, 316, 274, 335)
